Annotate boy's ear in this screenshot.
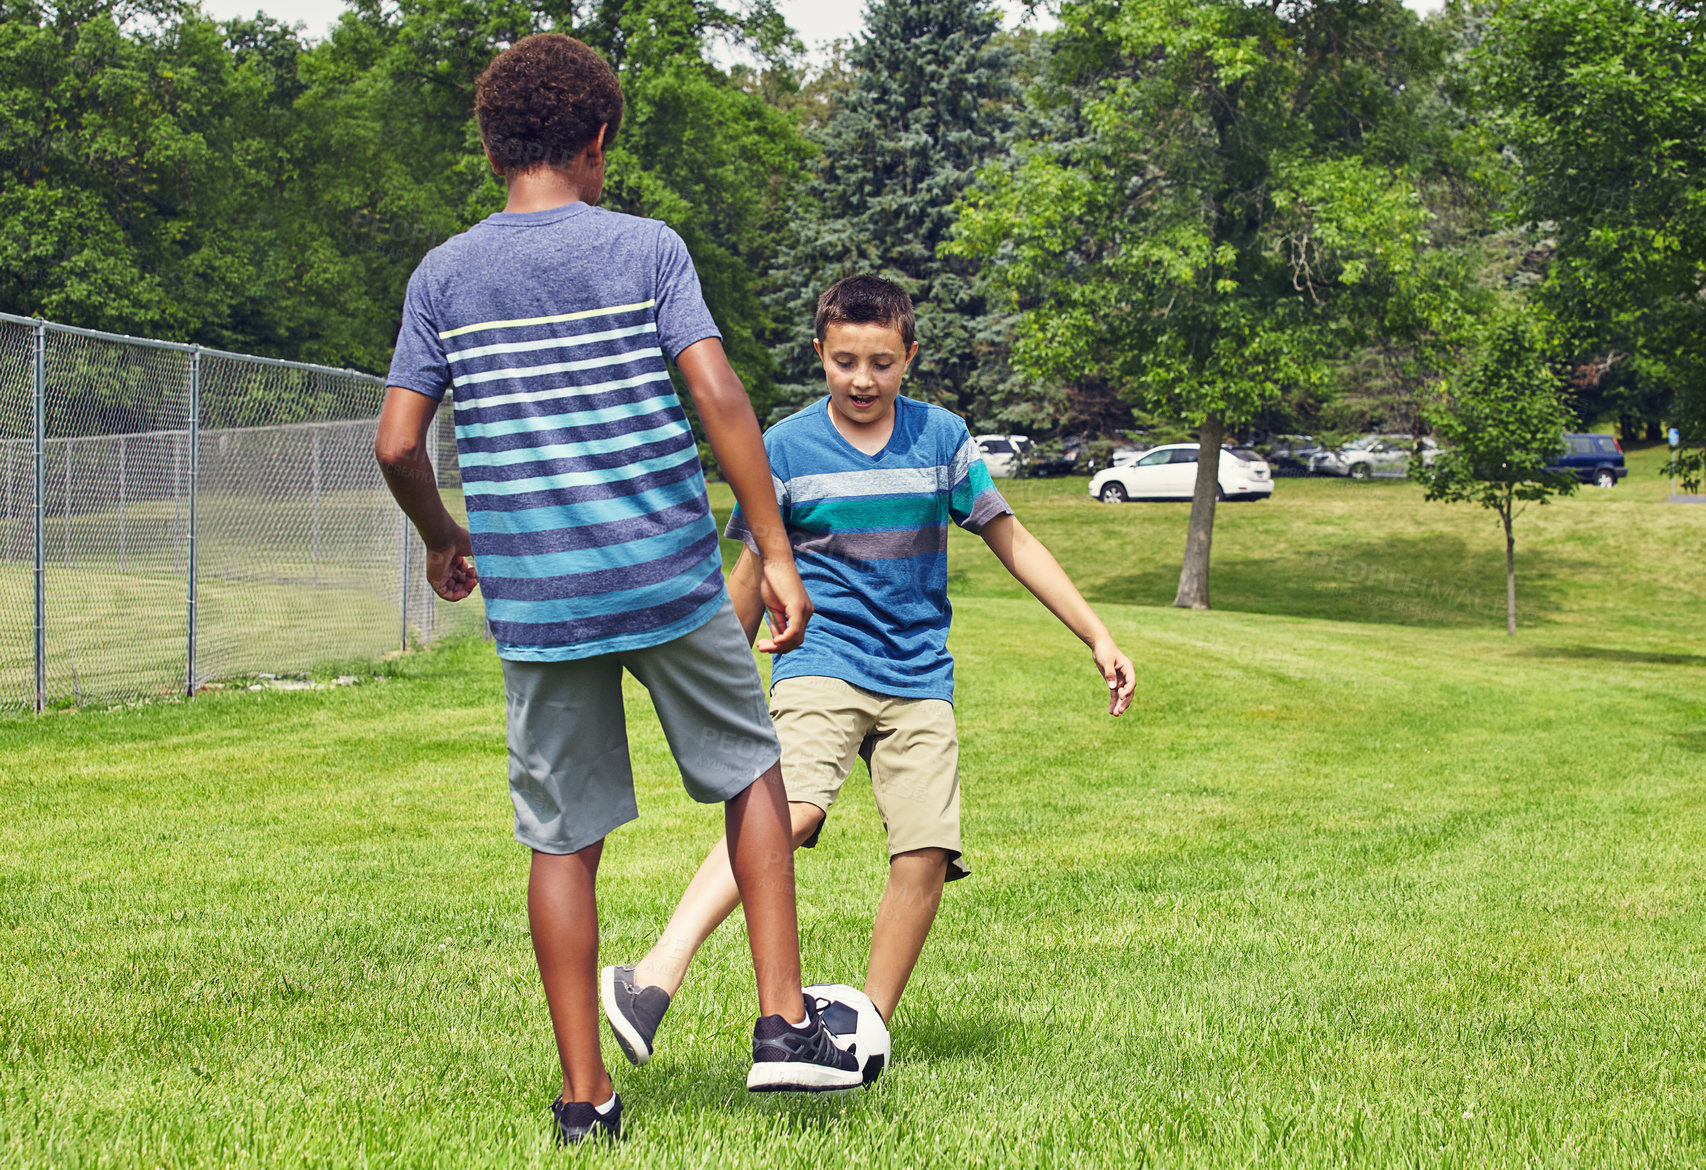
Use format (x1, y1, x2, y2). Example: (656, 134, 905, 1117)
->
(485, 143, 504, 178)
(812, 338, 825, 362)
(584, 122, 608, 168)
(904, 341, 919, 370)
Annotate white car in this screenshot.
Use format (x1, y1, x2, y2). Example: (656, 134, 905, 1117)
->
(1087, 443, 1273, 503)
(1312, 435, 1438, 479)
(974, 433, 1031, 478)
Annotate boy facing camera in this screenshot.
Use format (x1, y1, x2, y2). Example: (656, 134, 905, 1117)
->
(601, 275, 1136, 1074)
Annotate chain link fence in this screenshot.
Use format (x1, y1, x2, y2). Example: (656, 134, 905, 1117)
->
(0, 313, 483, 712)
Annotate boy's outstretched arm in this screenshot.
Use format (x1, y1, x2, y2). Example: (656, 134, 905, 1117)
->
(676, 339, 810, 653)
(978, 513, 1135, 715)
(375, 387, 478, 601)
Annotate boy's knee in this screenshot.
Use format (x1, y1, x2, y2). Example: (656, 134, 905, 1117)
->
(891, 846, 951, 873)
(788, 802, 825, 848)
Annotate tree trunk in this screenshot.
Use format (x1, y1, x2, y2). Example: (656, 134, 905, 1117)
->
(1172, 413, 1225, 610)
(1502, 503, 1516, 636)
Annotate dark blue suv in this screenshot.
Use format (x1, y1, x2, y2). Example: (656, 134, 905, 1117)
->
(1547, 433, 1627, 488)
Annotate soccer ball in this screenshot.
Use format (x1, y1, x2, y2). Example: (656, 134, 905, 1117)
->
(804, 983, 890, 1086)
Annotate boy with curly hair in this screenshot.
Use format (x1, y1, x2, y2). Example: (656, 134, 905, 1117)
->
(374, 33, 859, 1146)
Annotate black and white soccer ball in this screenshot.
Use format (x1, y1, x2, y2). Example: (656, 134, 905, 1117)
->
(805, 983, 890, 1086)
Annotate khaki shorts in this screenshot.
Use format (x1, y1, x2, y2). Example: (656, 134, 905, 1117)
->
(770, 675, 969, 881)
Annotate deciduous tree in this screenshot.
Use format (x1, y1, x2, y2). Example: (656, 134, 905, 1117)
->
(0, 0, 289, 344)
(1478, 0, 1706, 486)
(0, 0, 811, 404)
(1411, 313, 1578, 635)
(954, 0, 1465, 609)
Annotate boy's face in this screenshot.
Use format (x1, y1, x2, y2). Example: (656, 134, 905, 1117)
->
(814, 321, 918, 431)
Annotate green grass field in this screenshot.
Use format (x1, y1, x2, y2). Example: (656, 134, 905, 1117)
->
(2, 441, 1703, 1166)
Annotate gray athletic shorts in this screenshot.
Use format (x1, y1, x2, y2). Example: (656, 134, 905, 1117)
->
(500, 599, 781, 855)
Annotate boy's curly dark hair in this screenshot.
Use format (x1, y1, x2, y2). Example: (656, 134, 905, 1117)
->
(814, 275, 916, 350)
(475, 34, 624, 175)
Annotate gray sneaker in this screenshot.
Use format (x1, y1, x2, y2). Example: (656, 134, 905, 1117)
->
(600, 965, 671, 1066)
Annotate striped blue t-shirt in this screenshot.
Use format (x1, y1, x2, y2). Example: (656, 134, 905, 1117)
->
(387, 202, 727, 661)
(726, 396, 1012, 702)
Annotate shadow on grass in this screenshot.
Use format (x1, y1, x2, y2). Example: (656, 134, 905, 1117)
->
(1077, 534, 1589, 631)
(738, 1091, 876, 1133)
(896, 1011, 1010, 1065)
(1518, 645, 1706, 668)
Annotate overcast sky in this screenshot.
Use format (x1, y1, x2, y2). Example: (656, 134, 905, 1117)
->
(198, 0, 1446, 54)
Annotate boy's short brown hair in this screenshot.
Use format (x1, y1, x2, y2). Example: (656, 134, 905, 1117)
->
(814, 275, 916, 350)
(475, 34, 624, 175)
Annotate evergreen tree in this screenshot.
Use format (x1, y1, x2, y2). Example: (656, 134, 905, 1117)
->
(768, 0, 1017, 423)
(954, 0, 1473, 609)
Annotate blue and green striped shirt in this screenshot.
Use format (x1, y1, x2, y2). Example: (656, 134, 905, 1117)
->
(387, 203, 726, 661)
(727, 396, 1011, 702)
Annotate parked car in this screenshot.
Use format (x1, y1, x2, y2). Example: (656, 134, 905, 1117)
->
(1545, 433, 1626, 487)
(1087, 443, 1273, 502)
(1260, 435, 1326, 477)
(1031, 433, 1095, 477)
(974, 434, 1031, 477)
(1312, 435, 1437, 479)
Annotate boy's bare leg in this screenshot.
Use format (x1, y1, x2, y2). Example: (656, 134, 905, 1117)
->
(528, 842, 613, 1105)
(635, 794, 824, 999)
(633, 839, 737, 995)
(863, 847, 950, 1022)
(722, 764, 816, 1022)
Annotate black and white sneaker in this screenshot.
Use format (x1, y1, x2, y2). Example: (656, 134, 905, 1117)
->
(746, 1000, 863, 1092)
(552, 1094, 622, 1145)
(601, 964, 671, 1066)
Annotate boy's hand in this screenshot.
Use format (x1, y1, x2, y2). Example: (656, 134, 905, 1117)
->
(376, 387, 479, 604)
(426, 524, 479, 602)
(1092, 638, 1136, 716)
(756, 558, 812, 654)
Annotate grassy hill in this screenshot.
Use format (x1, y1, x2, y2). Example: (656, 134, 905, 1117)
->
(1, 453, 1702, 1166)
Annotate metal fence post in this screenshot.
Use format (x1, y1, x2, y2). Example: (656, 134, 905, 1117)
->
(32, 320, 45, 713)
(117, 435, 125, 571)
(311, 427, 321, 571)
(399, 511, 409, 652)
(186, 349, 200, 696)
(62, 440, 70, 568)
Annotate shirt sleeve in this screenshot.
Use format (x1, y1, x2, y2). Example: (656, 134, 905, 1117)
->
(385, 261, 452, 400)
(654, 225, 723, 362)
(724, 433, 788, 554)
(949, 423, 1014, 533)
